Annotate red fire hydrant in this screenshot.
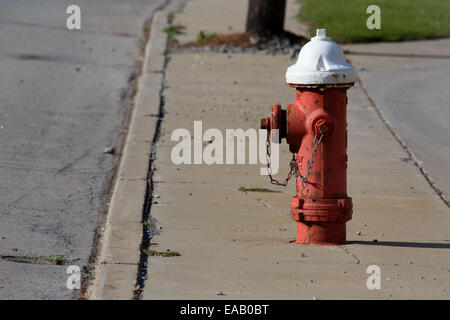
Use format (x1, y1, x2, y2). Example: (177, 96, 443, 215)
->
(261, 29, 357, 245)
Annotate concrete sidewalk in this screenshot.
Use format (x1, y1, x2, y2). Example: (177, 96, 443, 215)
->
(140, 0, 450, 299)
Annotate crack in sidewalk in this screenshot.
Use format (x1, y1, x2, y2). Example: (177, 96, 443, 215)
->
(337, 246, 361, 265)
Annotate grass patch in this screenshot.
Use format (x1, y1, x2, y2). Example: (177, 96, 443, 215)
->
(163, 25, 186, 44)
(1, 255, 69, 265)
(297, 0, 450, 43)
(48, 255, 68, 265)
(142, 249, 181, 257)
(196, 30, 217, 43)
(238, 186, 281, 193)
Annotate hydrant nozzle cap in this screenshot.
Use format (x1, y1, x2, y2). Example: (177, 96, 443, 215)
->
(286, 29, 357, 85)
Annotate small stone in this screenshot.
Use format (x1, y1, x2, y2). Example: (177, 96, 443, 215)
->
(249, 36, 259, 45)
(154, 194, 161, 199)
(356, 231, 361, 236)
(103, 147, 115, 154)
(301, 253, 307, 257)
(312, 296, 318, 300)
(290, 49, 298, 59)
(419, 276, 424, 280)
(219, 44, 228, 53)
(216, 291, 224, 296)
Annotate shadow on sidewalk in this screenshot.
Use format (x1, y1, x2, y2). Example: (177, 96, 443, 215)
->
(349, 240, 450, 249)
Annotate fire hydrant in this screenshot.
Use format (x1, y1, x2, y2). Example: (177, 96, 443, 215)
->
(261, 29, 357, 245)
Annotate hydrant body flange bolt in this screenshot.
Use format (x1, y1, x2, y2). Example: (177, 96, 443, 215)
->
(261, 29, 357, 245)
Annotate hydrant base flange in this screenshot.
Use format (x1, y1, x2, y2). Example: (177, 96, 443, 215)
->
(291, 196, 352, 245)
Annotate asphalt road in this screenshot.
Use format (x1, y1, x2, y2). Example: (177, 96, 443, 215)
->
(0, 0, 163, 299)
(344, 39, 450, 202)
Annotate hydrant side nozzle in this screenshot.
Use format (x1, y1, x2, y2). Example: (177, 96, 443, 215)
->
(261, 104, 287, 143)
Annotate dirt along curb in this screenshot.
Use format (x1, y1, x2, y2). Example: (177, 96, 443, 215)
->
(88, 0, 183, 300)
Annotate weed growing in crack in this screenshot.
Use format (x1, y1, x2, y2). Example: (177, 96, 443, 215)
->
(142, 249, 181, 257)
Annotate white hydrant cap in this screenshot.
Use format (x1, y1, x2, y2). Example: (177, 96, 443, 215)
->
(286, 29, 357, 85)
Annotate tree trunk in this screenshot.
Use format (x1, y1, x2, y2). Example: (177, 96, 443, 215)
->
(246, 0, 286, 35)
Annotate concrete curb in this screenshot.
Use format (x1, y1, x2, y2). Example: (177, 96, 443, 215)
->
(88, 8, 170, 300)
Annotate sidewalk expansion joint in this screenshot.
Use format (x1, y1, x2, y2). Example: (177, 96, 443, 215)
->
(101, 261, 139, 266)
(133, 1, 178, 301)
(133, 55, 167, 301)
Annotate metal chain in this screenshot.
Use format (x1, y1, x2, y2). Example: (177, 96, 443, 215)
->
(298, 132, 324, 196)
(265, 130, 324, 196)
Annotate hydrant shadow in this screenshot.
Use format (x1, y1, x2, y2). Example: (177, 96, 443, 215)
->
(348, 240, 450, 249)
